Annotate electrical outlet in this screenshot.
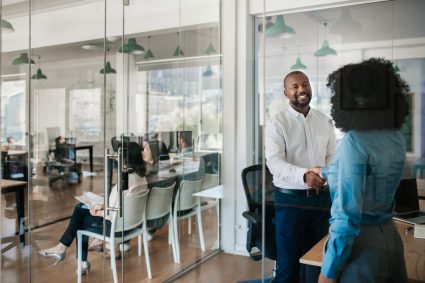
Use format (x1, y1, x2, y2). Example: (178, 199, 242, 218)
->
(414, 224, 425, 239)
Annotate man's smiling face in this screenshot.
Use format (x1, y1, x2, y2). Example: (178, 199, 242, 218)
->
(284, 73, 312, 110)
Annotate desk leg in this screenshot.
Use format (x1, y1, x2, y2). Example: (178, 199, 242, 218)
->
(89, 147, 93, 172)
(15, 187, 25, 247)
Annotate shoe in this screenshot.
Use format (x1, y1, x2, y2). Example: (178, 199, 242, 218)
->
(76, 261, 91, 276)
(38, 249, 66, 266)
(147, 233, 154, 242)
(119, 243, 131, 252)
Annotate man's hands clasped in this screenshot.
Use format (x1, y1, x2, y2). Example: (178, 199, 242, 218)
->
(305, 166, 325, 188)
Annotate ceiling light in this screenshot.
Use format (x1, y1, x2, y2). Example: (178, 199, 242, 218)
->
(291, 57, 307, 70)
(204, 43, 217, 55)
(202, 65, 214, 77)
(144, 36, 155, 60)
(314, 23, 337, 57)
(81, 44, 103, 51)
(99, 61, 116, 74)
(1, 18, 15, 33)
(12, 53, 35, 65)
(173, 32, 184, 57)
(265, 15, 295, 39)
(119, 38, 144, 54)
(330, 8, 363, 35)
(32, 68, 47, 80)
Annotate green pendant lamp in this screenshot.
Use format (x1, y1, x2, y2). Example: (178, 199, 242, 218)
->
(32, 68, 47, 80)
(144, 36, 155, 60)
(119, 38, 144, 54)
(314, 23, 337, 57)
(204, 43, 217, 55)
(1, 19, 15, 33)
(12, 53, 35, 65)
(173, 32, 184, 57)
(291, 57, 307, 70)
(100, 61, 116, 74)
(202, 65, 214, 77)
(265, 15, 295, 38)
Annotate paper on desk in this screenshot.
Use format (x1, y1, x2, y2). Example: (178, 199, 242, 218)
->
(75, 192, 104, 209)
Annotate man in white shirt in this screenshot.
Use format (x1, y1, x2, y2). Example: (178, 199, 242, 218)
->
(265, 71, 336, 283)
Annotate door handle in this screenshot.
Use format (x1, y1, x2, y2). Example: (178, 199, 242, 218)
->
(104, 148, 122, 217)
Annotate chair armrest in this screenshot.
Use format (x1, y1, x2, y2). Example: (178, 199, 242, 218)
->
(242, 211, 261, 225)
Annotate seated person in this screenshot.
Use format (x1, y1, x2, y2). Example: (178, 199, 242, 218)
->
(54, 136, 75, 165)
(1, 136, 14, 153)
(177, 131, 193, 156)
(39, 143, 148, 275)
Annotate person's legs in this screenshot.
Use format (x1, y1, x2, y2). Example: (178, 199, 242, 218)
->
(274, 191, 306, 283)
(59, 203, 91, 247)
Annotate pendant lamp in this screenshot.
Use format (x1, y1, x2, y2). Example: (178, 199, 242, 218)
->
(12, 53, 35, 65)
(202, 65, 214, 77)
(265, 15, 295, 38)
(144, 36, 155, 60)
(291, 57, 307, 70)
(32, 68, 47, 80)
(100, 61, 116, 74)
(330, 8, 363, 35)
(314, 23, 337, 57)
(173, 32, 184, 57)
(119, 38, 144, 54)
(1, 19, 15, 33)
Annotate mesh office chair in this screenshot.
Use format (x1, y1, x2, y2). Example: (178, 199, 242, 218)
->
(241, 164, 276, 282)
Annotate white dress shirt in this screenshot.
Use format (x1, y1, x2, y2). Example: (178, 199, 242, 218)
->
(265, 106, 336, 190)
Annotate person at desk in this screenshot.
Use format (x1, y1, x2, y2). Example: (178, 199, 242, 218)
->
(39, 144, 148, 275)
(315, 58, 409, 283)
(265, 71, 336, 283)
(54, 136, 75, 165)
(177, 131, 193, 157)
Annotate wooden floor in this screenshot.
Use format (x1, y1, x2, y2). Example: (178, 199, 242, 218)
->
(1, 164, 273, 282)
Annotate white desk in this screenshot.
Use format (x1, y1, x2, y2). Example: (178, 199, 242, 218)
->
(193, 185, 223, 249)
(193, 185, 223, 199)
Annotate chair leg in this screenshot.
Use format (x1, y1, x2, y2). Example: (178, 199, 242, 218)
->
(138, 234, 142, 256)
(143, 229, 152, 279)
(188, 217, 192, 235)
(168, 215, 178, 263)
(197, 206, 206, 251)
(111, 243, 118, 283)
(77, 232, 82, 283)
(173, 211, 180, 263)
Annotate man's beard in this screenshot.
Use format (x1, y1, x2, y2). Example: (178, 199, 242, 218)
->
(291, 92, 311, 108)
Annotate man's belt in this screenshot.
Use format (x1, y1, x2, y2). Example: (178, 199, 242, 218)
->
(277, 185, 329, 197)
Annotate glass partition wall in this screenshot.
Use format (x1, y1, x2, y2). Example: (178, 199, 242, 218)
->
(1, 0, 222, 282)
(255, 0, 425, 281)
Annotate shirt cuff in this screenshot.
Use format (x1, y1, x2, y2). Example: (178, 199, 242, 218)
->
(321, 250, 340, 279)
(322, 166, 328, 180)
(296, 167, 308, 186)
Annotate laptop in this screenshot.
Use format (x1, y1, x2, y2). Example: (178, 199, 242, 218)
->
(393, 178, 425, 225)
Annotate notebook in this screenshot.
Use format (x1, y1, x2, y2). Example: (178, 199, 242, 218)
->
(393, 178, 425, 225)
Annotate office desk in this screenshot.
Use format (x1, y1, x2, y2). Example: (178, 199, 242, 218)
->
(1, 179, 27, 248)
(300, 221, 425, 282)
(75, 143, 94, 172)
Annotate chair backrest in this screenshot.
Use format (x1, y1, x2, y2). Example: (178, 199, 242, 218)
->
(202, 173, 220, 190)
(46, 127, 61, 145)
(241, 164, 276, 261)
(175, 178, 204, 211)
(113, 190, 149, 232)
(241, 164, 274, 213)
(146, 182, 176, 220)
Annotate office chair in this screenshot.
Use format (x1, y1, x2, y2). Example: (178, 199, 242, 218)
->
(240, 164, 276, 282)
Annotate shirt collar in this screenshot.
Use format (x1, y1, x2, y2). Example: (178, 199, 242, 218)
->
(287, 105, 311, 118)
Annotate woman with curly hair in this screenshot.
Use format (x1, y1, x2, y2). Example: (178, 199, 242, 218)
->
(315, 58, 409, 283)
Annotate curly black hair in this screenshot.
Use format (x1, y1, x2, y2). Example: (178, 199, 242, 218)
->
(327, 58, 410, 132)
